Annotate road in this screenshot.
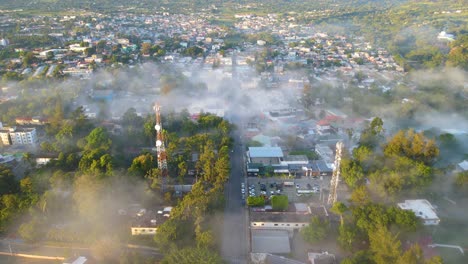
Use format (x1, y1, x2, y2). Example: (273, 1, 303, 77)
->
(221, 125, 249, 264)
(0, 239, 163, 260)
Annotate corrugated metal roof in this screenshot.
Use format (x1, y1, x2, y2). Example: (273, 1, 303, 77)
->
(249, 147, 284, 158)
(251, 229, 291, 254)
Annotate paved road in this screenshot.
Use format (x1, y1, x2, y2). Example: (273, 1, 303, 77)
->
(0, 239, 163, 260)
(221, 124, 248, 264)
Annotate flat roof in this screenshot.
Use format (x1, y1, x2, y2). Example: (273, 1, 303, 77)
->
(397, 199, 439, 221)
(249, 147, 284, 158)
(294, 203, 309, 213)
(251, 229, 291, 254)
(283, 155, 308, 162)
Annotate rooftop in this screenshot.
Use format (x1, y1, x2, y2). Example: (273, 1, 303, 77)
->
(308, 252, 336, 264)
(397, 199, 439, 221)
(251, 206, 326, 222)
(249, 147, 284, 158)
(251, 229, 291, 254)
(283, 155, 308, 162)
(458, 160, 468, 171)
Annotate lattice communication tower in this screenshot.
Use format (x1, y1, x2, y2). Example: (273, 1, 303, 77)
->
(327, 141, 343, 205)
(154, 104, 168, 184)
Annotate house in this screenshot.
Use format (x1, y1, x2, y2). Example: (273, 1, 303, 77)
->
(251, 253, 306, 264)
(248, 147, 284, 166)
(308, 252, 336, 264)
(457, 160, 468, 172)
(130, 207, 172, 235)
(397, 199, 440, 225)
(314, 160, 333, 176)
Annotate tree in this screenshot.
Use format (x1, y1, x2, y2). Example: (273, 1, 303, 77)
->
(46, 51, 54, 60)
(384, 129, 439, 165)
(247, 196, 265, 207)
(18, 216, 44, 242)
(141, 42, 151, 55)
(0, 165, 18, 195)
(349, 185, 371, 206)
(330, 201, 347, 226)
(387, 206, 420, 231)
(369, 227, 401, 264)
(455, 171, 468, 188)
(271, 195, 288, 211)
(300, 216, 329, 244)
(341, 158, 364, 188)
(341, 250, 372, 264)
(352, 203, 390, 232)
(338, 224, 357, 251)
(22, 51, 35, 67)
(83, 127, 112, 152)
(161, 247, 225, 264)
(129, 153, 156, 177)
(359, 117, 384, 148)
(396, 244, 425, 264)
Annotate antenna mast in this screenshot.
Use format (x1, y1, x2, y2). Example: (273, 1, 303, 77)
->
(154, 104, 168, 191)
(327, 141, 343, 205)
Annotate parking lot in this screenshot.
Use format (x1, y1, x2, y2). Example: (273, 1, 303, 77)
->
(243, 177, 328, 203)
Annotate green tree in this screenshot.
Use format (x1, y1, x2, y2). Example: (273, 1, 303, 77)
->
(300, 216, 329, 244)
(129, 153, 156, 177)
(359, 117, 384, 148)
(161, 247, 224, 264)
(83, 127, 112, 152)
(369, 227, 401, 264)
(330, 201, 347, 226)
(387, 206, 420, 231)
(338, 224, 357, 251)
(455, 171, 468, 188)
(349, 185, 371, 206)
(247, 196, 265, 207)
(271, 195, 288, 211)
(341, 158, 364, 188)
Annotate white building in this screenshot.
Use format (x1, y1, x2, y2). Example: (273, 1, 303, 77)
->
(437, 31, 455, 42)
(457, 160, 468, 172)
(397, 199, 440, 225)
(0, 126, 38, 146)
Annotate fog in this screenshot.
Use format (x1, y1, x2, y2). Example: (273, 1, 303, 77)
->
(3, 45, 468, 263)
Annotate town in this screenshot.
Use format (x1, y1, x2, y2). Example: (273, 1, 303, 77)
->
(0, 1, 467, 264)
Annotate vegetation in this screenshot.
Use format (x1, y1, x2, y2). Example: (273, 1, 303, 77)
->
(270, 195, 288, 211)
(300, 216, 330, 244)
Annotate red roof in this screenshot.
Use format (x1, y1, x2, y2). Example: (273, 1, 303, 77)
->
(316, 120, 330, 126)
